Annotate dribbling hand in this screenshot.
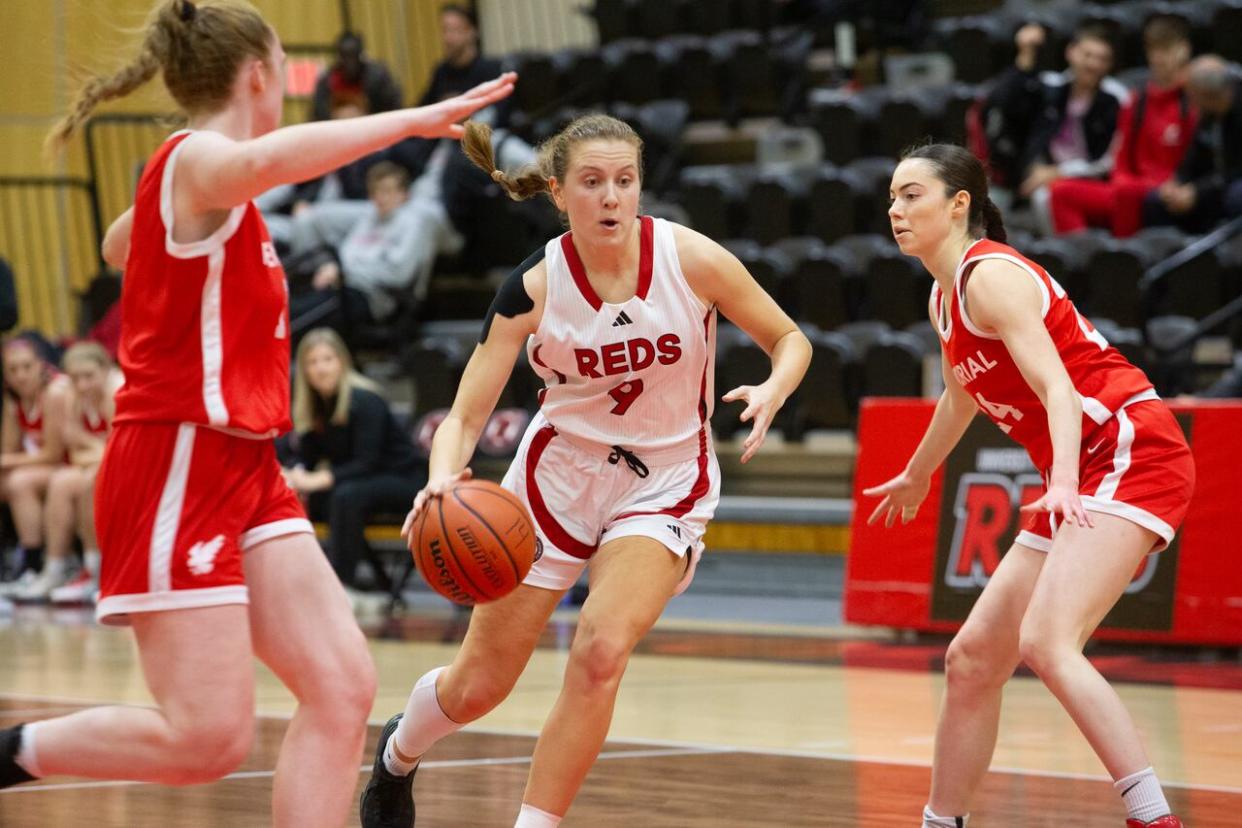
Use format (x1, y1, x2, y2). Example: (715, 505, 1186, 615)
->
(863, 470, 931, 527)
(722, 381, 785, 463)
(1020, 482, 1094, 528)
(401, 468, 474, 544)
(406, 73, 518, 139)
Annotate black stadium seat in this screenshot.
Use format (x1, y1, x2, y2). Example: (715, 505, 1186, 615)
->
(834, 319, 892, 356)
(1212, 1, 1242, 63)
(934, 15, 1009, 84)
(713, 339, 775, 438)
(405, 338, 467, 420)
(863, 248, 928, 330)
(657, 36, 725, 120)
(592, 0, 637, 44)
(552, 47, 608, 108)
(808, 90, 872, 166)
(509, 52, 559, 115)
(774, 237, 856, 330)
(744, 171, 808, 245)
(842, 157, 897, 235)
(717, 31, 780, 119)
(806, 168, 855, 244)
(722, 239, 793, 303)
(603, 39, 662, 105)
(636, 0, 685, 40)
(788, 329, 856, 435)
(679, 164, 752, 240)
(862, 331, 928, 398)
(871, 89, 935, 159)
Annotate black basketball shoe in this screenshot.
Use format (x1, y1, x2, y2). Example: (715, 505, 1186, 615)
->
(360, 714, 417, 828)
(0, 726, 36, 789)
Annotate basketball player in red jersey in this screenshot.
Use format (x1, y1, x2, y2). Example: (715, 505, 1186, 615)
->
(360, 115, 811, 828)
(0, 337, 71, 597)
(865, 144, 1192, 828)
(0, 2, 514, 824)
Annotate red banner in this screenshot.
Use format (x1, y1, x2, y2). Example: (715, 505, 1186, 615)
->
(845, 399, 1242, 645)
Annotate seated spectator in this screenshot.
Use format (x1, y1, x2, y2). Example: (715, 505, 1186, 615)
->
(285, 329, 426, 604)
(16, 343, 120, 603)
(290, 161, 449, 336)
(312, 31, 402, 122)
(0, 337, 70, 596)
(1049, 15, 1196, 237)
(1017, 24, 1129, 231)
(1142, 55, 1242, 233)
(421, 4, 506, 118)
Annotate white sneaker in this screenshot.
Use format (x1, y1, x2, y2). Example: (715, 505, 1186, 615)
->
(0, 570, 38, 598)
(51, 572, 99, 605)
(344, 587, 388, 618)
(14, 569, 70, 603)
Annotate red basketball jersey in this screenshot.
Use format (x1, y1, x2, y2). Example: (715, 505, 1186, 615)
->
(931, 239, 1155, 472)
(82, 405, 109, 437)
(15, 397, 43, 454)
(113, 131, 291, 436)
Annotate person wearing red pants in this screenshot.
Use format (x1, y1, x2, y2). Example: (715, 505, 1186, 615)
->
(1049, 15, 1196, 237)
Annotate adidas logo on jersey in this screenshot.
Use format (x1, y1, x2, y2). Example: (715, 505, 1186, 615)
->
(187, 535, 225, 576)
(667, 524, 682, 539)
(611, 311, 634, 327)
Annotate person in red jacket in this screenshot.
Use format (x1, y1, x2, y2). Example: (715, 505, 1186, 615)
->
(1049, 15, 1196, 237)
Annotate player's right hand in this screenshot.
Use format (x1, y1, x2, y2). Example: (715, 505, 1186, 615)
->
(862, 470, 931, 528)
(401, 468, 474, 543)
(405, 73, 517, 139)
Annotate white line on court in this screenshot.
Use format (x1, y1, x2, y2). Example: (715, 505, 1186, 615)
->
(0, 747, 725, 795)
(4, 691, 1241, 797)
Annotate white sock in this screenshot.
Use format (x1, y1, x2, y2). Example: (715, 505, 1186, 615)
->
(83, 550, 101, 578)
(514, 803, 561, 828)
(1114, 766, 1170, 822)
(383, 667, 461, 776)
(922, 805, 967, 827)
(14, 722, 43, 778)
(44, 558, 67, 580)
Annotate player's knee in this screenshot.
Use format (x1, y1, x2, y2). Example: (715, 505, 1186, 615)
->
(1017, 626, 1068, 679)
(296, 634, 376, 720)
(168, 716, 254, 783)
(569, 623, 633, 689)
(945, 632, 1013, 692)
(442, 665, 515, 723)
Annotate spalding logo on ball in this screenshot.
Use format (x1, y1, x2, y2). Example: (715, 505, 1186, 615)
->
(409, 480, 537, 605)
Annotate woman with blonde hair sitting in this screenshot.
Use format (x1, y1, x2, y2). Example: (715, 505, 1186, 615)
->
(287, 328, 425, 603)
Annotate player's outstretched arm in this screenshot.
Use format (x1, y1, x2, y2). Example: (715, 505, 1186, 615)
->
(180, 72, 516, 213)
(864, 352, 975, 527)
(673, 224, 811, 463)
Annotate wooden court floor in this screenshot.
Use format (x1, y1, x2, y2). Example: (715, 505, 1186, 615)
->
(2, 606, 1241, 827)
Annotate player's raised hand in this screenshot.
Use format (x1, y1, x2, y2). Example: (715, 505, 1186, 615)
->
(1020, 482, 1094, 528)
(722, 381, 786, 463)
(406, 72, 518, 139)
(863, 470, 931, 527)
(402, 468, 474, 542)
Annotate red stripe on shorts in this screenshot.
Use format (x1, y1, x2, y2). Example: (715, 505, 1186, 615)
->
(526, 425, 598, 560)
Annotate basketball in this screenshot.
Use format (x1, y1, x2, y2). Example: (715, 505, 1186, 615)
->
(411, 480, 537, 605)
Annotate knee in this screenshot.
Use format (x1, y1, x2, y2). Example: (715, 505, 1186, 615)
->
(5, 468, 38, 498)
(568, 622, 634, 691)
(297, 634, 377, 725)
(167, 715, 255, 784)
(944, 633, 1015, 695)
(441, 664, 517, 723)
(1017, 624, 1074, 680)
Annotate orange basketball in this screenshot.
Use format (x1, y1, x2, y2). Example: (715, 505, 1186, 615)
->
(411, 480, 537, 605)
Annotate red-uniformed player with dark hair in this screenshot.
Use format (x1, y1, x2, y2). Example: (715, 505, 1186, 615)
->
(865, 143, 1193, 828)
(0, 2, 514, 825)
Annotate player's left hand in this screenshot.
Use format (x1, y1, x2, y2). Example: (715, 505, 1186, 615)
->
(722, 381, 785, 463)
(1021, 483, 1094, 528)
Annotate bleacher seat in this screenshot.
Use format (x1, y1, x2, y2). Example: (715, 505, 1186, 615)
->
(808, 89, 871, 166)
(1083, 237, 1149, 327)
(865, 248, 928, 330)
(834, 319, 892, 355)
(872, 89, 935, 160)
(744, 170, 808, 244)
(722, 239, 793, 304)
(552, 47, 608, 108)
(592, 0, 637, 44)
(841, 157, 897, 235)
(636, 0, 685, 40)
(679, 164, 751, 239)
(1211, 1, 1242, 63)
(614, 99, 690, 193)
(509, 52, 559, 115)
(862, 331, 929, 398)
(405, 338, 467, 420)
(933, 15, 1009, 84)
(713, 339, 776, 437)
(657, 36, 725, 120)
(773, 237, 856, 330)
(806, 168, 855, 244)
(604, 39, 663, 105)
(716, 30, 780, 119)
(788, 328, 856, 435)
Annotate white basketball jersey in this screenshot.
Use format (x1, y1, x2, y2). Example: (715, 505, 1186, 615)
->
(528, 216, 716, 462)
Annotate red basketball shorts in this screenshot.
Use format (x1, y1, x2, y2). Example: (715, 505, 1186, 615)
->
(1018, 399, 1195, 553)
(94, 422, 312, 625)
(501, 414, 721, 594)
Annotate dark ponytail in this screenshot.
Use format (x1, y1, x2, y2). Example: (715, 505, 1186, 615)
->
(901, 143, 1007, 242)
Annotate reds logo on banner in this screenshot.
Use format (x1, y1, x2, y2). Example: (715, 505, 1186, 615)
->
(931, 418, 1180, 631)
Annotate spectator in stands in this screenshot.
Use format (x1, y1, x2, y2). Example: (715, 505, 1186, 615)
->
(0, 337, 70, 598)
(1048, 15, 1196, 238)
(421, 4, 504, 116)
(286, 329, 425, 604)
(312, 31, 402, 122)
(290, 161, 450, 335)
(984, 24, 1127, 226)
(1142, 55, 1242, 233)
(16, 342, 119, 604)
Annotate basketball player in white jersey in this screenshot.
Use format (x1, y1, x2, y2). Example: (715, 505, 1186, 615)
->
(361, 115, 812, 827)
